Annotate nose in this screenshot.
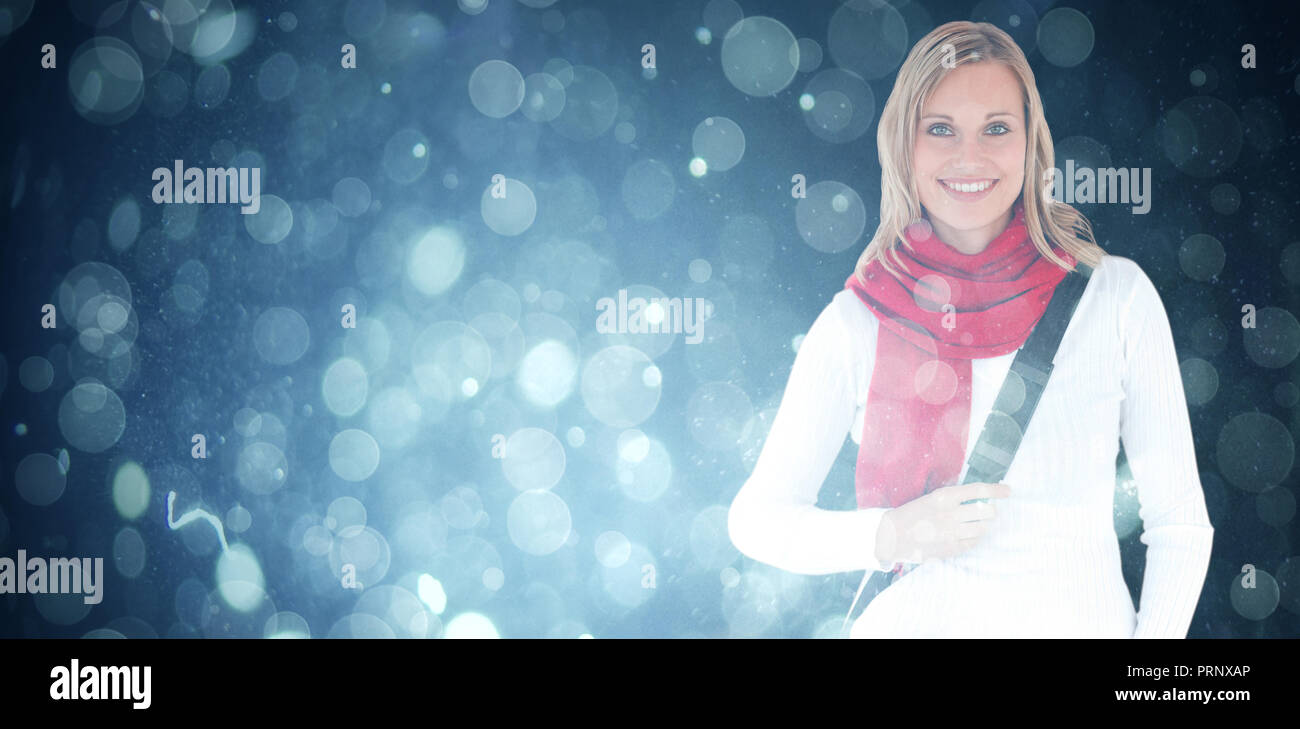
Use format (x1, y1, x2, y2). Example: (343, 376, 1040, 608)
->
(954, 133, 986, 171)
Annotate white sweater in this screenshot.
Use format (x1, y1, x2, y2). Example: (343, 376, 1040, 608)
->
(727, 254, 1215, 638)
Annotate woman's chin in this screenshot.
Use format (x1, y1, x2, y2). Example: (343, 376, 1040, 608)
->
(922, 203, 1013, 233)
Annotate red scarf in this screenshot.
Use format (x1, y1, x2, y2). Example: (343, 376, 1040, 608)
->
(844, 201, 1075, 509)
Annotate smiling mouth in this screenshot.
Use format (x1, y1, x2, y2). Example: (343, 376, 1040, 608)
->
(939, 178, 998, 193)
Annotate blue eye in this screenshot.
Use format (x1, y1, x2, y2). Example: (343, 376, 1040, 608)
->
(926, 122, 1011, 136)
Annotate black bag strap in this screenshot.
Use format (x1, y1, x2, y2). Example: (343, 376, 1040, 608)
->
(962, 262, 1093, 485)
(841, 262, 1095, 635)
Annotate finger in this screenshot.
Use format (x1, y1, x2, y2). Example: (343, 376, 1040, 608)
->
(939, 481, 1000, 506)
(952, 500, 996, 522)
(962, 481, 1012, 502)
(926, 520, 984, 553)
(953, 519, 989, 541)
(942, 482, 984, 503)
(927, 486, 956, 509)
(946, 483, 986, 505)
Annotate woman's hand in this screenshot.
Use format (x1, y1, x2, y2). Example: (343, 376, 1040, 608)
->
(874, 482, 1012, 565)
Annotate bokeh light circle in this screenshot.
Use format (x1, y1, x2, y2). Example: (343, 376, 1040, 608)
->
(502, 427, 566, 491)
(329, 428, 381, 482)
(826, 0, 907, 80)
(1242, 307, 1300, 369)
(1161, 96, 1243, 178)
(507, 489, 572, 556)
(796, 181, 868, 252)
(68, 36, 145, 124)
(58, 380, 126, 453)
(481, 178, 537, 236)
(548, 65, 618, 141)
(1036, 7, 1094, 68)
(15, 453, 68, 506)
(721, 16, 799, 96)
(1216, 412, 1294, 492)
(252, 306, 311, 365)
(1178, 233, 1225, 281)
(692, 117, 745, 172)
(581, 346, 661, 428)
(469, 59, 526, 118)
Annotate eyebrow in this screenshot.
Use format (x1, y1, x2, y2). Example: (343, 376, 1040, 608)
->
(920, 112, 1017, 120)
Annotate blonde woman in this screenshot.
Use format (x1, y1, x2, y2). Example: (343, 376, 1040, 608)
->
(727, 21, 1214, 638)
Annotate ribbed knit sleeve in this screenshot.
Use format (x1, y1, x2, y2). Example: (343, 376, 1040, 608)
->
(727, 297, 898, 575)
(1119, 265, 1215, 638)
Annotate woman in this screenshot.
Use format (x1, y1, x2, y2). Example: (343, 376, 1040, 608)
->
(727, 21, 1214, 638)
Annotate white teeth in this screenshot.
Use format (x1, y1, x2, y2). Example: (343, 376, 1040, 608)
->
(943, 180, 993, 193)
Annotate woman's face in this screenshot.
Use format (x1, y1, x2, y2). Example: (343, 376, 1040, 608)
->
(912, 61, 1026, 253)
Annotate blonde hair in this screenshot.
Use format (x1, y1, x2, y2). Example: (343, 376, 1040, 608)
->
(853, 20, 1105, 282)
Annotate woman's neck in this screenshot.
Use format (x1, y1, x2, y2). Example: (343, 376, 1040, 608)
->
(927, 206, 1014, 256)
